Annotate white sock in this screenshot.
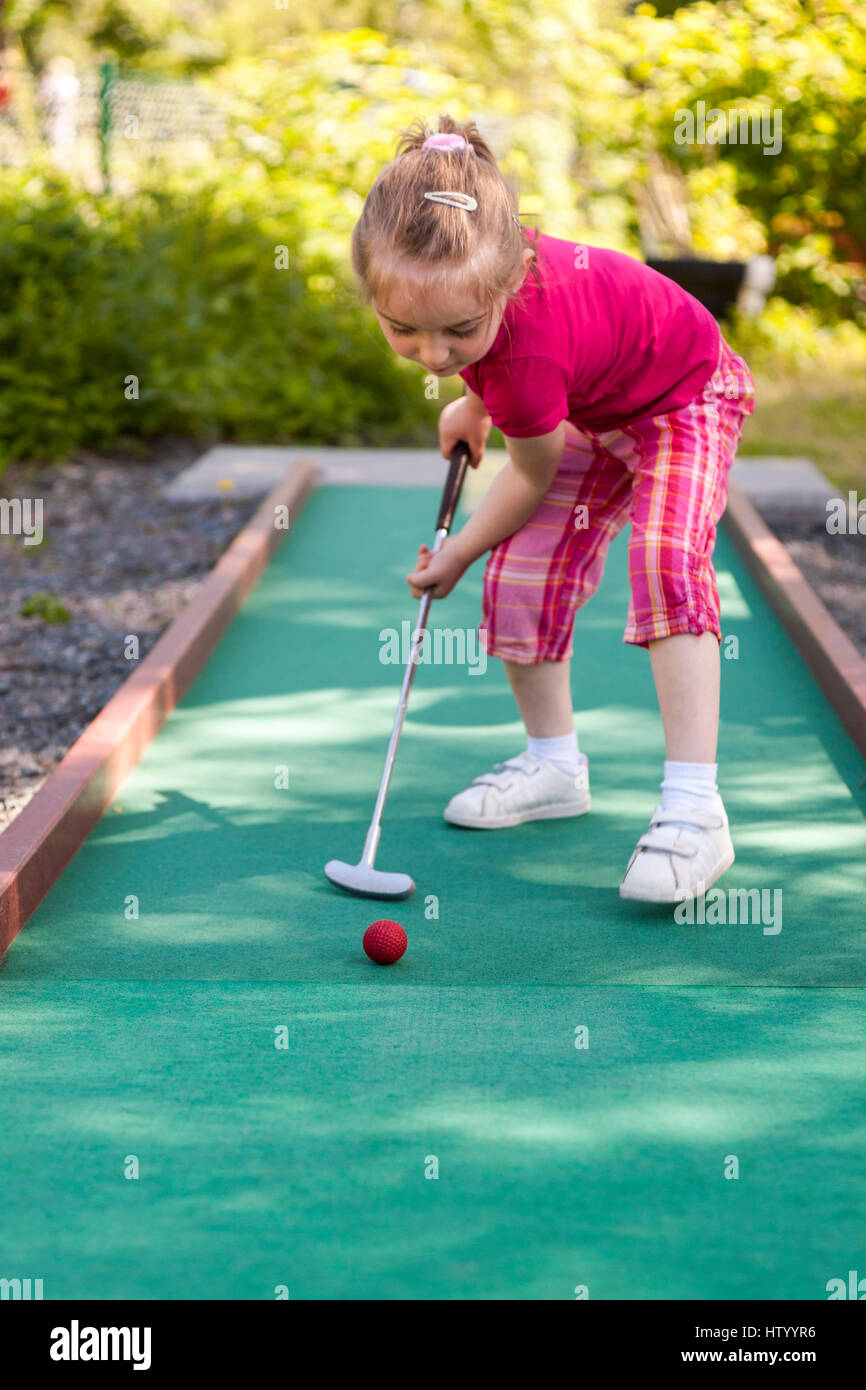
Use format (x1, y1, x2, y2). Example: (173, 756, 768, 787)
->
(527, 731, 582, 774)
(660, 760, 720, 829)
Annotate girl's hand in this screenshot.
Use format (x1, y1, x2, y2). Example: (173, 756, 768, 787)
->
(439, 397, 491, 468)
(407, 538, 469, 600)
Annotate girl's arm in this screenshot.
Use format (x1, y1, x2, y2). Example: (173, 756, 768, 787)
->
(453, 422, 566, 564)
(407, 421, 566, 598)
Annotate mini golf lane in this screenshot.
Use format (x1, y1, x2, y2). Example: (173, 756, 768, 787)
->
(1, 982, 864, 1299)
(1, 484, 865, 1299)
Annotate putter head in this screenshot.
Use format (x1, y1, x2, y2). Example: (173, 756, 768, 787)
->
(324, 859, 416, 901)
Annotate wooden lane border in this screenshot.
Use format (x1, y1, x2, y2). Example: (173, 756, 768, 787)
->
(723, 479, 866, 760)
(0, 456, 318, 959)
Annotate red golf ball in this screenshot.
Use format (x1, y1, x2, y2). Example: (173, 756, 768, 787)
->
(363, 919, 407, 965)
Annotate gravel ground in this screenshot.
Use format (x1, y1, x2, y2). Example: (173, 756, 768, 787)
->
(0, 445, 259, 831)
(0, 450, 864, 835)
(766, 517, 866, 661)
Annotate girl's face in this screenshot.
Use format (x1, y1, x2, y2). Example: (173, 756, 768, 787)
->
(373, 250, 533, 376)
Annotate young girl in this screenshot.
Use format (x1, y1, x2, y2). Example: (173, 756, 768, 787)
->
(351, 116, 755, 904)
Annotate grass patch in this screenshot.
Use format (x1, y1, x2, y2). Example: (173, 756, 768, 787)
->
(19, 592, 71, 624)
(740, 367, 866, 493)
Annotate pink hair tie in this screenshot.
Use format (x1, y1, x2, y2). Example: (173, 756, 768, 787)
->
(422, 133, 472, 153)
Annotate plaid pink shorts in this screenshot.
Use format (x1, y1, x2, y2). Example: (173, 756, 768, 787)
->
(482, 338, 755, 661)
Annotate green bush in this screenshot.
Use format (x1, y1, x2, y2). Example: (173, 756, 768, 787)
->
(603, 0, 866, 322)
(0, 164, 435, 468)
(3, 8, 865, 467)
(726, 295, 866, 372)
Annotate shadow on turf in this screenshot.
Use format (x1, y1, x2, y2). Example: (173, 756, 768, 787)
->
(0, 979, 864, 1298)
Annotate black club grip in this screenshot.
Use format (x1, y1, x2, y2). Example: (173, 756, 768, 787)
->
(435, 440, 471, 534)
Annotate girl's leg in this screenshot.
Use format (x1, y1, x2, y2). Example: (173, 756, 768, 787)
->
(443, 649, 590, 826)
(503, 657, 575, 738)
(648, 631, 719, 762)
(615, 343, 755, 899)
(442, 428, 631, 827)
(482, 423, 632, 738)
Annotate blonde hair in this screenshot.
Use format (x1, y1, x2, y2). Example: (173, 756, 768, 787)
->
(351, 114, 540, 320)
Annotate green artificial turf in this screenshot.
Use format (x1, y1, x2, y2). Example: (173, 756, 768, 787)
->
(1, 483, 864, 1300)
(5, 485, 864, 986)
(0, 980, 864, 1300)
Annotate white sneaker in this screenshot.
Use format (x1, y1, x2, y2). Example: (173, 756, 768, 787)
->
(444, 750, 591, 829)
(619, 800, 734, 904)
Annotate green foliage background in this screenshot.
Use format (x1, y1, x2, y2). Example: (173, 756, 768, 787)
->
(1, 0, 864, 466)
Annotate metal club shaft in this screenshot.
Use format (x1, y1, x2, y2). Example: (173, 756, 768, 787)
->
(360, 525, 449, 869)
(324, 440, 470, 899)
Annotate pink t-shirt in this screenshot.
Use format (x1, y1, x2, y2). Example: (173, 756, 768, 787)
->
(458, 230, 722, 436)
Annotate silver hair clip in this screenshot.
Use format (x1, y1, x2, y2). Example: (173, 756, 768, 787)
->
(423, 191, 478, 211)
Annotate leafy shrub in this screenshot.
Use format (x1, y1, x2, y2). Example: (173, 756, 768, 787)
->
(726, 296, 866, 372)
(0, 163, 436, 468)
(604, 0, 866, 322)
(2, 8, 866, 468)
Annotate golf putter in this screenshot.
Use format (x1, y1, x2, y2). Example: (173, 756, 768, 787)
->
(324, 440, 472, 900)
